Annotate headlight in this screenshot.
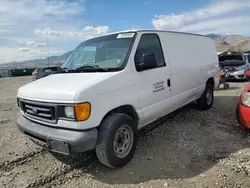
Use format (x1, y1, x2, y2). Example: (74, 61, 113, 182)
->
(62, 103, 91, 121)
(242, 92, 250, 107)
(64, 106, 74, 118)
(235, 65, 246, 71)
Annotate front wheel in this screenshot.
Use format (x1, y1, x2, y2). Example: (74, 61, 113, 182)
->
(197, 83, 214, 110)
(95, 113, 138, 168)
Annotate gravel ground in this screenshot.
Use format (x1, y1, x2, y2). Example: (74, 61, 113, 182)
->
(0, 76, 250, 188)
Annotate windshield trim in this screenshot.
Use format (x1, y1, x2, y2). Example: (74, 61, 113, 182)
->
(61, 32, 138, 72)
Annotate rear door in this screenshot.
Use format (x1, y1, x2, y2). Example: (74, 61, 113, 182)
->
(134, 33, 172, 127)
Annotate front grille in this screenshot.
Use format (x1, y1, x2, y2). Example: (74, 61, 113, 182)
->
(225, 68, 236, 73)
(20, 100, 57, 124)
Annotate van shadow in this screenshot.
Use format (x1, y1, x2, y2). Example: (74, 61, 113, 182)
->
(216, 86, 241, 91)
(52, 95, 250, 185)
(227, 79, 250, 83)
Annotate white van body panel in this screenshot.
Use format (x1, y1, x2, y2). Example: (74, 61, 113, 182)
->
(158, 32, 219, 113)
(17, 30, 219, 131)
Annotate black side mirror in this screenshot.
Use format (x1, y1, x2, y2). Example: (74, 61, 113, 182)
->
(135, 53, 157, 71)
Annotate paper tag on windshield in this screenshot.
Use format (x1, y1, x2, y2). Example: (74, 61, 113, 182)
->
(117, 33, 135, 38)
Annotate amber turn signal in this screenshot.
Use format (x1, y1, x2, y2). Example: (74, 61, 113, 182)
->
(74, 103, 91, 121)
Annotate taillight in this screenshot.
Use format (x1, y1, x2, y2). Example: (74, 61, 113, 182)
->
(33, 72, 38, 77)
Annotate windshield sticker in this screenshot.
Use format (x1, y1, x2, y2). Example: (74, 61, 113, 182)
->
(117, 33, 135, 38)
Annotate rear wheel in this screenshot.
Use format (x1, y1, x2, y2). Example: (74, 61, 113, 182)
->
(197, 82, 214, 110)
(95, 113, 138, 168)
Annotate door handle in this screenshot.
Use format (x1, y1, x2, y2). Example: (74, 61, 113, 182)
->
(167, 78, 171, 87)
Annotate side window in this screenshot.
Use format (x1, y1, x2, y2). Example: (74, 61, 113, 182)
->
(248, 54, 250, 63)
(43, 68, 52, 73)
(135, 34, 165, 70)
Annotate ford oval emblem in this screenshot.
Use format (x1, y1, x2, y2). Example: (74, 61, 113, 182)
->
(32, 108, 38, 114)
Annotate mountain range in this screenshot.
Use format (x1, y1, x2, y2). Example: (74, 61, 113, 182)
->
(1, 33, 250, 68)
(206, 34, 250, 52)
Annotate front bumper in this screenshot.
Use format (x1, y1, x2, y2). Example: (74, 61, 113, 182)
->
(226, 70, 246, 80)
(17, 116, 97, 155)
(236, 103, 250, 129)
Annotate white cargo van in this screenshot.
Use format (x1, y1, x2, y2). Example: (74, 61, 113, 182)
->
(16, 30, 219, 168)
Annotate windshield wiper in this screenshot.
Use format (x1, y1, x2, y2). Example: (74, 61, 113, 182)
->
(75, 65, 108, 72)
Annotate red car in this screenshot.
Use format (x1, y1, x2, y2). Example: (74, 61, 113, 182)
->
(236, 70, 250, 129)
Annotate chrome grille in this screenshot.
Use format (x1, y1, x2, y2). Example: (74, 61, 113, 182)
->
(20, 100, 57, 124)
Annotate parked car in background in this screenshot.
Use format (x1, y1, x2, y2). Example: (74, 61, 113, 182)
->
(236, 70, 250, 129)
(16, 29, 219, 168)
(32, 66, 61, 80)
(243, 52, 250, 64)
(218, 51, 250, 81)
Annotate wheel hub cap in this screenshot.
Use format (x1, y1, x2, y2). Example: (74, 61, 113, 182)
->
(113, 125, 133, 158)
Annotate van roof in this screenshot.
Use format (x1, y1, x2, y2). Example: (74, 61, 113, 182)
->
(96, 29, 208, 38)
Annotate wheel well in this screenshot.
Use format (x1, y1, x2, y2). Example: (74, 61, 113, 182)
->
(207, 77, 214, 88)
(100, 105, 139, 126)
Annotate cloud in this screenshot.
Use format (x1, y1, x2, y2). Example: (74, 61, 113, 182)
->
(0, 0, 110, 63)
(18, 48, 30, 52)
(26, 40, 47, 48)
(34, 26, 109, 39)
(144, 1, 152, 5)
(152, 0, 250, 35)
(0, 46, 66, 63)
(26, 40, 36, 46)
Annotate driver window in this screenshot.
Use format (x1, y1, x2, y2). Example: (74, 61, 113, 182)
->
(135, 33, 165, 69)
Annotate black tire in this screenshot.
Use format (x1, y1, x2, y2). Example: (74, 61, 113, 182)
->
(95, 113, 138, 168)
(197, 82, 214, 111)
(224, 83, 229, 90)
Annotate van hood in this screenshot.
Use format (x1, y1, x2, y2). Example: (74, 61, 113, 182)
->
(17, 72, 114, 103)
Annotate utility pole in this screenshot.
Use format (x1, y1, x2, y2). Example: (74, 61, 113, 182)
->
(46, 33, 50, 67)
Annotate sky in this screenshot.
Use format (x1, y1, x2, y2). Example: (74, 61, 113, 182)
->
(0, 0, 250, 63)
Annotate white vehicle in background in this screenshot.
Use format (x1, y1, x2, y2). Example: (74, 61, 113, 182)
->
(218, 51, 250, 81)
(16, 29, 219, 168)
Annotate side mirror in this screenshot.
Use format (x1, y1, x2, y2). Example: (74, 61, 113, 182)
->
(246, 70, 250, 77)
(135, 53, 158, 71)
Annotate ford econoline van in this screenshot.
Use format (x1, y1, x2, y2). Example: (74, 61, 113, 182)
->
(16, 29, 219, 168)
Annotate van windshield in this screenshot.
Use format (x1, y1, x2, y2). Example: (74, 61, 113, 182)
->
(62, 33, 136, 71)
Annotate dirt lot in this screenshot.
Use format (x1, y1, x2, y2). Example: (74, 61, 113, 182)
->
(0, 76, 250, 188)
